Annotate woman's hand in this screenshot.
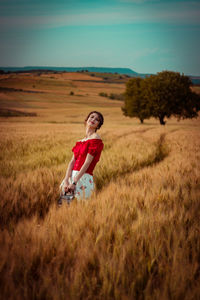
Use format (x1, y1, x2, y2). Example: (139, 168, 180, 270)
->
(66, 183, 76, 193)
(60, 179, 70, 193)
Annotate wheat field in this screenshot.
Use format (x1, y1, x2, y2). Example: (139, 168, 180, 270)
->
(0, 72, 200, 300)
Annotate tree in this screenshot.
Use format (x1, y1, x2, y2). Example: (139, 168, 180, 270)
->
(122, 70, 200, 125)
(146, 71, 200, 125)
(122, 77, 151, 123)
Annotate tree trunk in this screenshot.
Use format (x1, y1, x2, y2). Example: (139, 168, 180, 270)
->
(140, 118, 144, 124)
(159, 115, 166, 125)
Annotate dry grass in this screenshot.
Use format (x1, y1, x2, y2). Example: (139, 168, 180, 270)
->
(0, 73, 200, 300)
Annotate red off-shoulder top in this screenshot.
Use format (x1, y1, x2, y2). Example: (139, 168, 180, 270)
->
(72, 138, 104, 175)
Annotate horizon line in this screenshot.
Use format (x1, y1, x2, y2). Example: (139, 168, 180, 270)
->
(0, 65, 199, 77)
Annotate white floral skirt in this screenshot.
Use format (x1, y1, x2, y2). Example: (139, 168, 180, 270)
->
(60, 170, 95, 200)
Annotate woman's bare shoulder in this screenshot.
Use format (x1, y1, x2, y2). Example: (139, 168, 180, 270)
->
(93, 133, 101, 140)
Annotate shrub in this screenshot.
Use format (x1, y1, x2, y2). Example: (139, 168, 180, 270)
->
(109, 93, 125, 101)
(99, 92, 108, 97)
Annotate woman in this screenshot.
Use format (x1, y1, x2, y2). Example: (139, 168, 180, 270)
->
(60, 111, 104, 200)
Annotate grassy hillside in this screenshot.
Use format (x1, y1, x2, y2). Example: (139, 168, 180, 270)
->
(0, 72, 200, 300)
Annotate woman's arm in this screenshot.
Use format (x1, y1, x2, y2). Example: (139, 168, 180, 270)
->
(67, 153, 94, 191)
(63, 154, 76, 184)
(74, 153, 94, 184)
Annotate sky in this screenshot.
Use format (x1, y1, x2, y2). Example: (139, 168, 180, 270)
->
(0, 0, 200, 75)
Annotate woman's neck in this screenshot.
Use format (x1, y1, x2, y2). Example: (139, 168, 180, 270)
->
(85, 127, 95, 138)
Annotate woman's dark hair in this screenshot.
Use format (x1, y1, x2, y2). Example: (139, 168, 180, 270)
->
(85, 111, 104, 131)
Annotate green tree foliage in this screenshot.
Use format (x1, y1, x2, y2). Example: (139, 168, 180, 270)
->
(146, 71, 200, 125)
(122, 77, 151, 123)
(122, 71, 200, 125)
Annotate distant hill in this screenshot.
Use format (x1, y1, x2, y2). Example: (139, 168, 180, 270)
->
(0, 66, 138, 76)
(0, 66, 199, 85)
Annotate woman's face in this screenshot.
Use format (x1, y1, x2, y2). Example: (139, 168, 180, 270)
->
(86, 113, 100, 130)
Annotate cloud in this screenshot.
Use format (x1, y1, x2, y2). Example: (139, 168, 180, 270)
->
(0, 12, 123, 30)
(119, 0, 157, 3)
(0, 1, 200, 31)
(131, 47, 159, 59)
